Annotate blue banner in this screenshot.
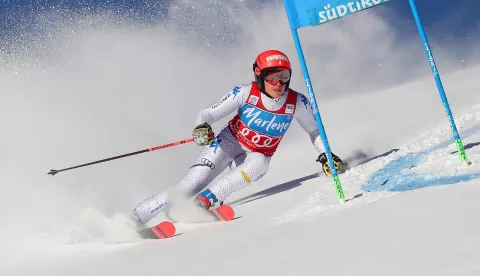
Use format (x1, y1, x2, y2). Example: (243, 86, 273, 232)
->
(284, 0, 389, 29)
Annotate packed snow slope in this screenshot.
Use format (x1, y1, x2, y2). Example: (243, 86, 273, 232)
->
(2, 69, 479, 276)
(2, 2, 480, 276)
(5, 67, 480, 276)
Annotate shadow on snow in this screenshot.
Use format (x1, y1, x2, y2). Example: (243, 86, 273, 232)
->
(231, 149, 397, 206)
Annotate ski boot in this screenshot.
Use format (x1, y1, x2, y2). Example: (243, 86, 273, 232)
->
(194, 189, 218, 210)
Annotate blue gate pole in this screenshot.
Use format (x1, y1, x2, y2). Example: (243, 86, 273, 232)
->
(408, 0, 469, 165)
(288, 27, 345, 203)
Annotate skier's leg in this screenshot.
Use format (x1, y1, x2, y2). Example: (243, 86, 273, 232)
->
(133, 128, 243, 224)
(196, 151, 270, 207)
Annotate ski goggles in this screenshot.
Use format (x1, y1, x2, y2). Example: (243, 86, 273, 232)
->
(263, 69, 291, 85)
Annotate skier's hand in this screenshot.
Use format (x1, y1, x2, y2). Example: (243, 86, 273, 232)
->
(192, 122, 215, 146)
(316, 152, 344, 176)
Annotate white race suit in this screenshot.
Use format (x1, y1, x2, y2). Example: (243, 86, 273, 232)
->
(133, 82, 325, 224)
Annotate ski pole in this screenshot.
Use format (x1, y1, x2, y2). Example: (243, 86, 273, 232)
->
(48, 138, 194, 176)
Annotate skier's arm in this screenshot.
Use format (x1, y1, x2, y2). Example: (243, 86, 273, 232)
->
(294, 94, 325, 153)
(294, 93, 346, 175)
(195, 85, 249, 125)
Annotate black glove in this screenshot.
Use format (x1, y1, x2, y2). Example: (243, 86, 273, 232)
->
(192, 122, 215, 146)
(316, 152, 344, 176)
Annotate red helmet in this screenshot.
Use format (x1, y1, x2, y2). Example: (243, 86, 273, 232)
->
(253, 50, 292, 93)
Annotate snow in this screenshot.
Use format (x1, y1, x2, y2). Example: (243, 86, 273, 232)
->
(2, 4, 480, 276)
(2, 68, 479, 276)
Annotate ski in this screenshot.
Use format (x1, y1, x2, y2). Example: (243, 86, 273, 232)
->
(209, 204, 235, 221)
(138, 221, 176, 239)
(139, 204, 235, 240)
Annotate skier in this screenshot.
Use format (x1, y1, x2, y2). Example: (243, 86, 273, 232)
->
(131, 49, 344, 226)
